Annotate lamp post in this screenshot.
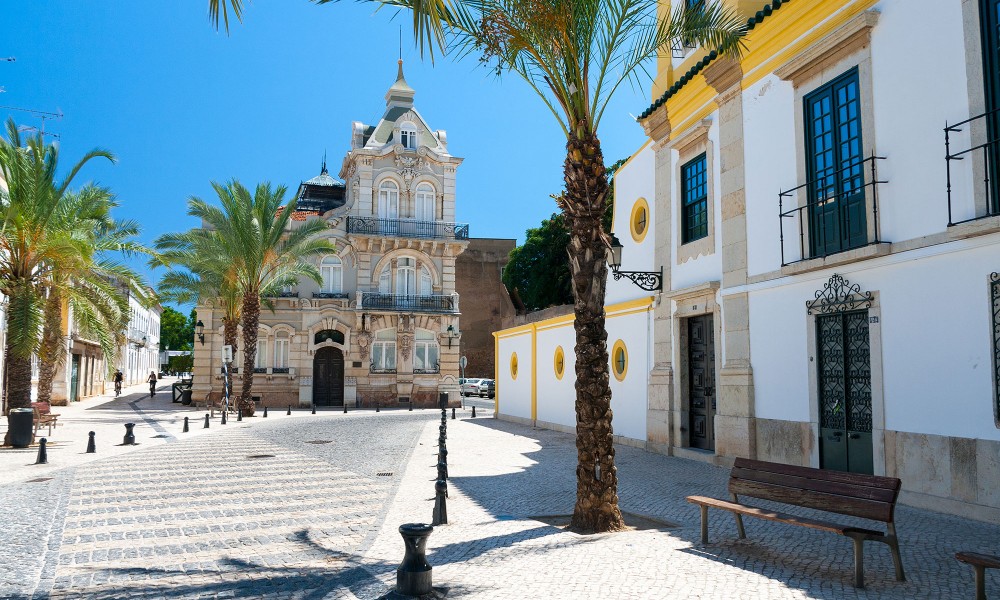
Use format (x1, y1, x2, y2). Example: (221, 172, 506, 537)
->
(196, 320, 205, 345)
(606, 233, 663, 291)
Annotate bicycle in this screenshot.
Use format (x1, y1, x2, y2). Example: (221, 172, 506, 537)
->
(114, 381, 122, 397)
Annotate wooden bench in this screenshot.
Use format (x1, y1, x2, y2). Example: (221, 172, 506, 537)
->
(687, 457, 905, 589)
(956, 552, 1000, 600)
(30, 401, 60, 436)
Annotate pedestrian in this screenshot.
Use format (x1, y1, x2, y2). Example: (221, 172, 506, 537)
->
(147, 371, 157, 398)
(113, 369, 124, 397)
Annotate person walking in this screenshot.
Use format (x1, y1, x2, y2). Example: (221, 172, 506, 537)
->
(113, 369, 123, 397)
(147, 371, 157, 398)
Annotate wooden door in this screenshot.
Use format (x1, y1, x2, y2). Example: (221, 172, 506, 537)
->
(981, 0, 1000, 212)
(312, 347, 344, 407)
(687, 315, 716, 451)
(817, 310, 874, 474)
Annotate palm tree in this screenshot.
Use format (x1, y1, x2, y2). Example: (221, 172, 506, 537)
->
(0, 119, 115, 420)
(207, 0, 744, 532)
(35, 185, 147, 405)
(169, 180, 333, 415)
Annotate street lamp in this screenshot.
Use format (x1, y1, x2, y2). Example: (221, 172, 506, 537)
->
(606, 233, 663, 291)
(196, 320, 205, 345)
(445, 324, 460, 348)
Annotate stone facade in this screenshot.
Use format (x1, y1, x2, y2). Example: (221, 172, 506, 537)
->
(454, 238, 515, 379)
(191, 62, 468, 409)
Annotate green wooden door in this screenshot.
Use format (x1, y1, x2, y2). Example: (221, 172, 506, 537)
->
(817, 310, 873, 474)
(981, 0, 1000, 213)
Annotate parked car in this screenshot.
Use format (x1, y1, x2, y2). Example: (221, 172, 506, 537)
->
(478, 379, 495, 398)
(460, 378, 484, 396)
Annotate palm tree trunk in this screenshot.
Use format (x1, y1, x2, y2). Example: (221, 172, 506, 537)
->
(239, 294, 259, 416)
(223, 316, 238, 401)
(564, 128, 625, 534)
(36, 288, 63, 405)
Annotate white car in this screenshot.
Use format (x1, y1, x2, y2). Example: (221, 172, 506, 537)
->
(460, 378, 484, 396)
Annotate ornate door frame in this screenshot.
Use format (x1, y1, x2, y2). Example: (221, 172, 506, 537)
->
(805, 274, 887, 475)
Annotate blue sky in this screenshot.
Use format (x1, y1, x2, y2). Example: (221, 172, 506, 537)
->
(1, 2, 652, 297)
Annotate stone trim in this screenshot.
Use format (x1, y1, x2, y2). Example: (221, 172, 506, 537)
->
(775, 10, 880, 85)
(670, 285, 722, 452)
(675, 132, 717, 265)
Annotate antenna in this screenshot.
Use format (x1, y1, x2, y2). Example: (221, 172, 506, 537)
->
(0, 105, 63, 138)
(399, 26, 402, 60)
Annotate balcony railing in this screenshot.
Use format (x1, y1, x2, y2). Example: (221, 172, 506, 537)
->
(358, 292, 459, 313)
(346, 216, 470, 240)
(945, 110, 1000, 226)
(778, 154, 887, 266)
(312, 292, 349, 299)
(370, 365, 397, 374)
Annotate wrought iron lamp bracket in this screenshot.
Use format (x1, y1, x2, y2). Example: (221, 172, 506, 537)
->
(612, 266, 663, 292)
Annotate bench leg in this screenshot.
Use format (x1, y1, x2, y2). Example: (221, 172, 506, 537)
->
(973, 565, 986, 600)
(700, 505, 708, 544)
(849, 535, 865, 589)
(730, 494, 746, 539)
(886, 524, 905, 582)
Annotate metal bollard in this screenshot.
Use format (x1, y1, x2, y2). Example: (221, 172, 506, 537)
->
(86, 431, 96, 453)
(237, 407, 243, 422)
(221, 410, 227, 425)
(343, 403, 347, 414)
(437, 457, 448, 480)
(35, 438, 48, 464)
(123, 423, 136, 445)
(312, 404, 316, 415)
(182, 417, 189, 433)
(287, 405, 292, 415)
(439, 424, 446, 439)
(432, 479, 448, 525)
(408, 401, 413, 412)
(472, 405, 477, 418)
(452, 407, 456, 420)
(396, 523, 434, 596)
(376, 403, 380, 413)
(204, 414, 210, 429)
(263, 406, 268, 418)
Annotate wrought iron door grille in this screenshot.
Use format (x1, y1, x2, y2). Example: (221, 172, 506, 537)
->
(992, 272, 1000, 422)
(817, 310, 872, 434)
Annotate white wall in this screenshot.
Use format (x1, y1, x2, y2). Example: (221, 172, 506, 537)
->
(608, 143, 657, 305)
(496, 330, 532, 420)
(535, 322, 577, 430)
(606, 308, 651, 441)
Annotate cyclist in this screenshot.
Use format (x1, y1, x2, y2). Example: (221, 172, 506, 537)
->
(147, 371, 158, 398)
(113, 369, 123, 397)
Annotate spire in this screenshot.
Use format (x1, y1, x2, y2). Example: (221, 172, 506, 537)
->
(321, 151, 328, 175)
(385, 59, 415, 108)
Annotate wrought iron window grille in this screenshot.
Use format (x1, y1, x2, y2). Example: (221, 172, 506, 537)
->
(346, 216, 470, 240)
(806, 273, 873, 315)
(414, 362, 441, 375)
(370, 364, 398, 374)
(779, 153, 888, 266)
(312, 292, 349, 299)
(253, 367, 267, 374)
(272, 367, 290, 374)
(945, 110, 1000, 226)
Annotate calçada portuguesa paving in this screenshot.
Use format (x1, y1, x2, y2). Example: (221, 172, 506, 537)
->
(1, 386, 997, 599)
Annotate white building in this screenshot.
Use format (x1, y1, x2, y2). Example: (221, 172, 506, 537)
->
(120, 290, 162, 387)
(495, 0, 1000, 522)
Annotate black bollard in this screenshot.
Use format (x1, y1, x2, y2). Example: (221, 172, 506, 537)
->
(439, 424, 446, 439)
(221, 410, 227, 425)
(204, 413, 210, 429)
(343, 403, 347, 414)
(432, 479, 448, 525)
(409, 401, 413, 412)
(452, 407, 456, 420)
(287, 405, 291, 416)
(35, 438, 48, 464)
(182, 417, 189, 433)
(312, 404, 316, 415)
(396, 523, 434, 596)
(86, 431, 96, 453)
(263, 406, 268, 418)
(237, 407, 243, 422)
(472, 405, 477, 418)
(123, 423, 136, 445)
(437, 457, 448, 480)
(376, 403, 380, 413)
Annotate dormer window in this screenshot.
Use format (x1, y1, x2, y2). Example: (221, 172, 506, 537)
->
(400, 123, 418, 150)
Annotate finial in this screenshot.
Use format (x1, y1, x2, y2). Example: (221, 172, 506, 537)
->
(397, 58, 404, 83)
(321, 151, 327, 175)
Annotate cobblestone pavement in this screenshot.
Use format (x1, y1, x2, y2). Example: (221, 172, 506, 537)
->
(3, 402, 999, 599)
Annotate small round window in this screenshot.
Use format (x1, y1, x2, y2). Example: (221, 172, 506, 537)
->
(611, 340, 628, 382)
(554, 346, 565, 380)
(510, 352, 519, 380)
(630, 198, 649, 243)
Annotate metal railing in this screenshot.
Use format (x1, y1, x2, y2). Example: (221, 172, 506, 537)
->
(778, 154, 887, 266)
(313, 291, 349, 299)
(359, 292, 458, 313)
(945, 110, 1000, 226)
(346, 216, 470, 240)
(370, 365, 397, 374)
(273, 367, 290, 374)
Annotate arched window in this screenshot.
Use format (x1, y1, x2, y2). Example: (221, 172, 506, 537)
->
(378, 180, 399, 219)
(320, 255, 343, 293)
(396, 257, 416, 296)
(414, 329, 439, 373)
(400, 122, 418, 150)
(415, 183, 435, 222)
(255, 338, 268, 372)
(372, 329, 397, 372)
(419, 264, 432, 294)
(274, 331, 289, 372)
(378, 266, 391, 293)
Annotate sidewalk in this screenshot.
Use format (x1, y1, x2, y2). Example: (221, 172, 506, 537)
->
(352, 415, 1000, 599)
(0, 378, 223, 485)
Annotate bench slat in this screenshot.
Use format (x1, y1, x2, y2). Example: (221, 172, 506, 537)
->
(731, 466, 898, 503)
(956, 552, 1000, 569)
(730, 478, 894, 523)
(687, 496, 883, 537)
(734, 458, 900, 492)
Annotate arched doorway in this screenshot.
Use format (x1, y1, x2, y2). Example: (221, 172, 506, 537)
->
(313, 347, 344, 407)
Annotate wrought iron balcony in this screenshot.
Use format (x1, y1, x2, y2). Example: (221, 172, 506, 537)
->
(273, 367, 290, 374)
(414, 365, 440, 374)
(945, 110, 1000, 226)
(312, 292, 349, 299)
(346, 216, 470, 240)
(778, 154, 887, 266)
(358, 292, 459, 313)
(370, 365, 397, 374)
